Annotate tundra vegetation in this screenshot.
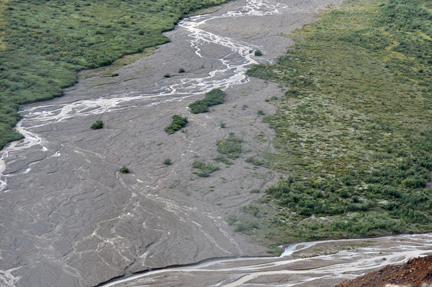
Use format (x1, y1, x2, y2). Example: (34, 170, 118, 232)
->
(0, 0, 230, 149)
(241, 0, 432, 245)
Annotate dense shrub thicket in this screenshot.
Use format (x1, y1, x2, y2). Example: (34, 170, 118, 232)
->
(244, 0, 432, 241)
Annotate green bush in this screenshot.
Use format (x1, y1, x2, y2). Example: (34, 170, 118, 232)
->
(254, 50, 263, 56)
(192, 160, 220, 177)
(91, 120, 104, 130)
(120, 166, 130, 174)
(163, 73, 170, 78)
(217, 133, 242, 159)
(178, 68, 185, 73)
(165, 115, 188, 134)
(257, 110, 265, 115)
(164, 158, 172, 165)
(189, 88, 226, 114)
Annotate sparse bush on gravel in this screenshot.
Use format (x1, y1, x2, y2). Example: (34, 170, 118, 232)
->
(217, 133, 243, 159)
(120, 166, 130, 174)
(91, 120, 104, 130)
(165, 115, 188, 134)
(189, 88, 226, 114)
(192, 160, 220, 177)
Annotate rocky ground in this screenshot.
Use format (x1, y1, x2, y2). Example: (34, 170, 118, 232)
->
(336, 255, 432, 287)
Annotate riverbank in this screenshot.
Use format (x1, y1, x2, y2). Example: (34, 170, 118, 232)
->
(0, 0, 342, 286)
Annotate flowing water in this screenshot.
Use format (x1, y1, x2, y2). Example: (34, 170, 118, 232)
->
(0, 0, 288, 192)
(103, 233, 432, 287)
(1, 0, 429, 286)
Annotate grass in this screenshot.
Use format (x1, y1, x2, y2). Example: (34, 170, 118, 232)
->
(188, 88, 226, 114)
(239, 0, 432, 245)
(0, 0, 231, 150)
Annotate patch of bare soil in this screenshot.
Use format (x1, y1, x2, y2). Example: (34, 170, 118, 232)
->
(336, 255, 432, 287)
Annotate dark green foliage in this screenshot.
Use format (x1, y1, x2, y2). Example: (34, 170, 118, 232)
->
(163, 73, 171, 78)
(0, 0, 230, 150)
(178, 68, 185, 73)
(217, 133, 242, 159)
(90, 120, 104, 130)
(164, 158, 172, 165)
(192, 160, 220, 177)
(120, 166, 130, 174)
(254, 50, 263, 56)
(188, 88, 226, 114)
(165, 115, 188, 134)
(257, 110, 265, 115)
(266, 131, 432, 225)
(250, 189, 260, 193)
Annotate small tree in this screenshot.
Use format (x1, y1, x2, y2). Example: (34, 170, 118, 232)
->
(91, 120, 104, 130)
(120, 166, 129, 174)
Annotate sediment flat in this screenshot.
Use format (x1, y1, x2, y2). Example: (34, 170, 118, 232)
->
(0, 0, 342, 286)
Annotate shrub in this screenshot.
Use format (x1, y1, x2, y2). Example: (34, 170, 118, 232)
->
(220, 122, 226, 128)
(214, 155, 233, 165)
(120, 166, 129, 174)
(91, 120, 104, 130)
(257, 110, 265, 115)
(217, 133, 242, 159)
(250, 189, 260, 193)
(163, 73, 170, 78)
(189, 88, 226, 114)
(192, 160, 220, 177)
(165, 115, 188, 134)
(178, 68, 185, 73)
(164, 158, 172, 165)
(254, 50, 263, 56)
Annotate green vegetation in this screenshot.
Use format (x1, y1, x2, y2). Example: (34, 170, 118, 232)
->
(220, 122, 226, 128)
(242, 0, 432, 243)
(257, 110, 265, 116)
(192, 160, 220, 177)
(188, 88, 226, 114)
(217, 133, 242, 159)
(254, 50, 263, 56)
(164, 73, 171, 78)
(165, 115, 188, 134)
(120, 166, 130, 174)
(214, 154, 234, 165)
(178, 68, 185, 73)
(90, 120, 104, 130)
(164, 158, 172, 165)
(0, 0, 230, 150)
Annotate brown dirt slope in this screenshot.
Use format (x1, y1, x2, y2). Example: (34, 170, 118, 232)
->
(337, 256, 432, 287)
